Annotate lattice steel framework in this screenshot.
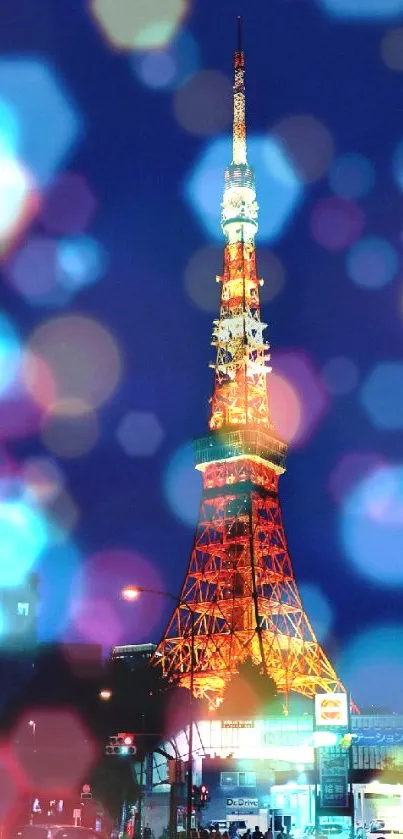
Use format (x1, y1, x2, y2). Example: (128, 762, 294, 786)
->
(155, 20, 344, 705)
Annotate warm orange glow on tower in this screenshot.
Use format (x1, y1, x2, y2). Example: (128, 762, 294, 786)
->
(155, 19, 344, 705)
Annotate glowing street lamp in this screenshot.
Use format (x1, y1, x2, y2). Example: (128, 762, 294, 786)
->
(121, 585, 140, 602)
(124, 585, 196, 839)
(99, 689, 112, 701)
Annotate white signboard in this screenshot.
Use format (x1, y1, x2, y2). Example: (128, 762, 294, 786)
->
(226, 798, 259, 808)
(315, 693, 348, 728)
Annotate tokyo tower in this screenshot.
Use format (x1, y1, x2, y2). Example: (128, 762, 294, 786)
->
(155, 19, 344, 705)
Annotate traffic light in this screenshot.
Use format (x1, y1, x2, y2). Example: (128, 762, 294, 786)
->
(339, 733, 357, 749)
(200, 785, 210, 804)
(104, 733, 137, 756)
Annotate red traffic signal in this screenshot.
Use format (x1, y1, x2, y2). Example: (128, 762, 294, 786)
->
(200, 785, 209, 803)
(123, 735, 133, 746)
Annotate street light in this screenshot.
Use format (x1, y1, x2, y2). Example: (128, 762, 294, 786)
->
(99, 689, 112, 701)
(28, 720, 36, 739)
(122, 585, 196, 839)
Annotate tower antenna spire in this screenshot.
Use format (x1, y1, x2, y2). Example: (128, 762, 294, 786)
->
(233, 15, 246, 165)
(237, 14, 242, 53)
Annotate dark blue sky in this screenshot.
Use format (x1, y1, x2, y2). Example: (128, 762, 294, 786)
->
(1, 0, 403, 707)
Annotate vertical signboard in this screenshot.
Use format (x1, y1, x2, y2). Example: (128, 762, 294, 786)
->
(318, 746, 349, 809)
(314, 693, 352, 818)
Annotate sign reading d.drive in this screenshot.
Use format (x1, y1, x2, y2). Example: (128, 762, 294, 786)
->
(226, 798, 259, 809)
(315, 693, 348, 727)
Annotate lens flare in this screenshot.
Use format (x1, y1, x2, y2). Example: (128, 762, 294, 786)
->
(347, 237, 399, 288)
(26, 315, 121, 412)
(341, 464, 403, 586)
(164, 441, 201, 527)
(90, 0, 188, 51)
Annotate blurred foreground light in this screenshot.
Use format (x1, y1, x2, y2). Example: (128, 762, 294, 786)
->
(26, 315, 121, 412)
(360, 362, 403, 430)
(173, 70, 232, 136)
(312, 731, 339, 748)
(90, 0, 188, 51)
(0, 499, 47, 587)
(328, 451, 386, 504)
(5, 236, 68, 306)
(310, 197, 364, 251)
(71, 548, 164, 645)
(0, 98, 20, 155)
(0, 59, 82, 185)
(133, 29, 199, 91)
(272, 114, 334, 184)
(11, 708, 98, 794)
(329, 153, 375, 199)
(321, 356, 359, 395)
(57, 235, 108, 292)
(271, 352, 328, 447)
(185, 135, 303, 243)
(381, 28, 403, 71)
(117, 410, 164, 456)
(0, 747, 25, 824)
(0, 157, 37, 255)
(41, 400, 99, 459)
(40, 172, 97, 235)
(0, 313, 21, 397)
(21, 456, 65, 506)
(341, 464, 403, 586)
(337, 625, 403, 710)
(299, 583, 333, 643)
(164, 441, 201, 527)
(36, 541, 80, 643)
(347, 237, 399, 289)
(317, 0, 403, 19)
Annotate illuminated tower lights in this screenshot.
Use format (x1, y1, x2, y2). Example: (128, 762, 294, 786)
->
(155, 19, 345, 707)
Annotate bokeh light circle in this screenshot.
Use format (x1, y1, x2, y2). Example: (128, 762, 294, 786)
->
(133, 29, 199, 91)
(0, 157, 36, 253)
(164, 441, 201, 527)
(318, 0, 403, 20)
(39, 172, 96, 235)
(91, 0, 188, 51)
(299, 582, 333, 642)
(117, 410, 164, 456)
(21, 456, 65, 506)
(270, 372, 302, 444)
(347, 237, 399, 288)
(381, 28, 403, 71)
(321, 356, 359, 395)
(329, 153, 375, 199)
(328, 451, 386, 504)
(360, 361, 403, 430)
(271, 352, 328, 446)
(0, 313, 21, 397)
(310, 197, 364, 251)
(173, 71, 233, 136)
(41, 400, 99, 459)
(25, 315, 121, 412)
(0, 499, 47, 586)
(338, 625, 403, 711)
(70, 548, 164, 646)
(341, 464, 403, 585)
(272, 115, 334, 184)
(57, 235, 108, 291)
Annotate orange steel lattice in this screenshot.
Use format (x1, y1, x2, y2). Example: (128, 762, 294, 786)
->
(155, 21, 344, 705)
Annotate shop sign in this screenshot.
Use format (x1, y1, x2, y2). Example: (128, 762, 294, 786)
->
(222, 721, 255, 729)
(318, 746, 349, 809)
(226, 798, 259, 808)
(315, 693, 348, 728)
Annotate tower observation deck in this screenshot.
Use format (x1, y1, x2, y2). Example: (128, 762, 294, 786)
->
(154, 19, 344, 706)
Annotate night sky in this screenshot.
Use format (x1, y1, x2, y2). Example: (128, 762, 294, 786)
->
(1, 0, 403, 710)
